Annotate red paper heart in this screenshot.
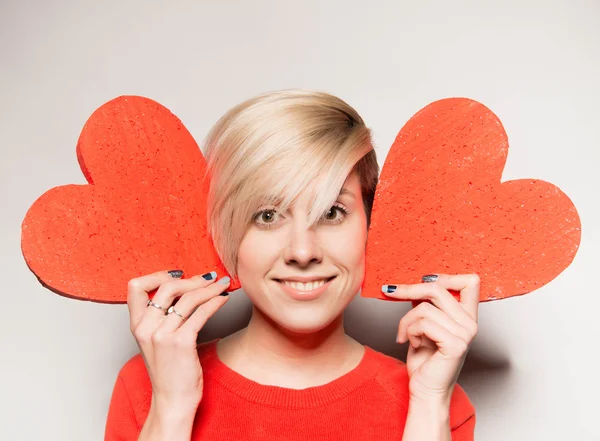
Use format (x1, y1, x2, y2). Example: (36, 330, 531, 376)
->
(22, 96, 581, 303)
(361, 98, 581, 301)
(21, 96, 241, 302)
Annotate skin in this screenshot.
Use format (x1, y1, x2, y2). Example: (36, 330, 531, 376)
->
(216, 170, 368, 388)
(127, 168, 480, 441)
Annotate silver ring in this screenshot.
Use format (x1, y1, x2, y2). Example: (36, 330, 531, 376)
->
(166, 305, 185, 319)
(146, 299, 165, 311)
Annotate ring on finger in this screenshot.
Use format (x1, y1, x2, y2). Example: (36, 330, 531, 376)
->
(166, 305, 185, 319)
(147, 299, 165, 311)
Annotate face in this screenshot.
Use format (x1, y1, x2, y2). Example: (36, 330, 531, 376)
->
(236, 171, 368, 334)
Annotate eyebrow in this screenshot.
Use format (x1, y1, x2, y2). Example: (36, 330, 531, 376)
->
(338, 188, 356, 200)
(259, 188, 356, 208)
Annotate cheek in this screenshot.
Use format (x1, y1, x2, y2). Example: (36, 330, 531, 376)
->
(323, 223, 367, 275)
(237, 230, 279, 277)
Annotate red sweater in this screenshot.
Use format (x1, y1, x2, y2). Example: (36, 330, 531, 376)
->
(105, 339, 475, 440)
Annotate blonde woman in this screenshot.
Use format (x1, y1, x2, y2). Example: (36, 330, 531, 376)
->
(105, 89, 480, 441)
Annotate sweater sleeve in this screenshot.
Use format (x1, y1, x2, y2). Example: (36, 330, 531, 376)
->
(451, 411, 475, 441)
(104, 374, 141, 441)
(449, 383, 476, 441)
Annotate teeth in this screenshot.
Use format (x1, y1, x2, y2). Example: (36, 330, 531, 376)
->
(280, 279, 328, 291)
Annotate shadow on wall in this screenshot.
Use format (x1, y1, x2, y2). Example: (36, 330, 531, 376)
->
(196, 289, 512, 406)
(345, 295, 513, 407)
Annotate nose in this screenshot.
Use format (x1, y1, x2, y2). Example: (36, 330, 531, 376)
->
(282, 222, 323, 267)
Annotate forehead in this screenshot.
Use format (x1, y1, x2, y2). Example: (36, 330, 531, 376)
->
(340, 171, 361, 195)
(297, 172, 361, 205)
(255, 170, 361, 209)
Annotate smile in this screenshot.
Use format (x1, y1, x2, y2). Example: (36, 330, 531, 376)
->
(274, 277, 336, 301)
(278, 278, 331, 291)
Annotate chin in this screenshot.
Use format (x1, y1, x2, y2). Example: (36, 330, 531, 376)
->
(269, 307, 341, 334)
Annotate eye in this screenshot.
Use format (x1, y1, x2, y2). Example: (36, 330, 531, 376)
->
(252, 208, 280, 229)
(252, 203, 350, 229)
(257, 209, 277, 224)
(322, 204, 350, 224)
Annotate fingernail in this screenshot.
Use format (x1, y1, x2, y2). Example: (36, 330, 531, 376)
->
(201, 271, 217, 281)
(168, 270, 184, 278)
(217, 276, 231, 296)
(381, 284, 397, 294)
(217, 276, 230, 285)
(422, 274, 438, 283)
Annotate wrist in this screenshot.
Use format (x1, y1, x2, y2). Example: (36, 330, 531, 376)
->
(403, 395, 452, 441)
(408, 394, 451, 420)
(150, 395, 199, 423)
(409, 383, 453, 409)
(143, 400, 198, 440)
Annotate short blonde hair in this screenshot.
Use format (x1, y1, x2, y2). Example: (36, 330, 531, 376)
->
(202, 89, 379, 278)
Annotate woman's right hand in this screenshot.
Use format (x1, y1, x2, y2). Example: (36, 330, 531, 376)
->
(126, 269, 231, 412)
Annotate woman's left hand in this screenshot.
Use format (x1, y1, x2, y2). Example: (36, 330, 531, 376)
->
(382, 274, 480, 403)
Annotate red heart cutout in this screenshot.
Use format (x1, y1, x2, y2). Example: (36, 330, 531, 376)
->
(361, 98, 581, 301)
(21, 96, 241, 302)
(22, 96, 581, 303)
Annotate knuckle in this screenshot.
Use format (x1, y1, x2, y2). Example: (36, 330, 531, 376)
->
(427, 284, 444, 299)
(151, 330, 169, 345)
(419, 318, 433, 331)
(156, 280, 178, 296)
(468, 273, 481, 286)
(416, 301, 434, 314)
(127, 278, 143, 292)
(460, 328, 473, 343)
(398, 316, 407, 331)
(133, 327, 150, 344)
(456, 339, 469, 354)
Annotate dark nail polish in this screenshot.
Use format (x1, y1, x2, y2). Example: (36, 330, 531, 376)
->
(382, 284, 397, 294)
(219, 292, 229, 296)
(201, 271, 217, 280)
(168, 270, 184, 278)
(422, 274, 438, 283)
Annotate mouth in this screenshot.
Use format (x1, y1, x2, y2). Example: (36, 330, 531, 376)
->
(274, 276, 337, 301)
(274, 276, 336, 290)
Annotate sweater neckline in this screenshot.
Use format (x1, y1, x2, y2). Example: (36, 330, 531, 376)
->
(201, 338, 379, 409)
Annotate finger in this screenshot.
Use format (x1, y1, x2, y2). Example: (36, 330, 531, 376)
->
(127, 269, 184, 327)
(159, 276, 231, 332)
(179, 293, 230, 335)
(406, 318, 470, 358)
(383, 280, 474, 333)
(397, 302, 473, 345)
(148, 271, 218, 318)
(426, 273, 480, 322)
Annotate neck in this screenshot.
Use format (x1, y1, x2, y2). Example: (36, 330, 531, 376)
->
(226, 306, 360, 388)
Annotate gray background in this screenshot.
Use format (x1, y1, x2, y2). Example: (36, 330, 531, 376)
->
(1, 1, 599, 440)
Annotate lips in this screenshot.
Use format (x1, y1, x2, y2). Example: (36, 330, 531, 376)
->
(276, 276, 336, 291)
(275, 276, 336, 301)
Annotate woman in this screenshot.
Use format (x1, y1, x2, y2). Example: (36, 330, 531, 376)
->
(104, 89, 480, 440)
